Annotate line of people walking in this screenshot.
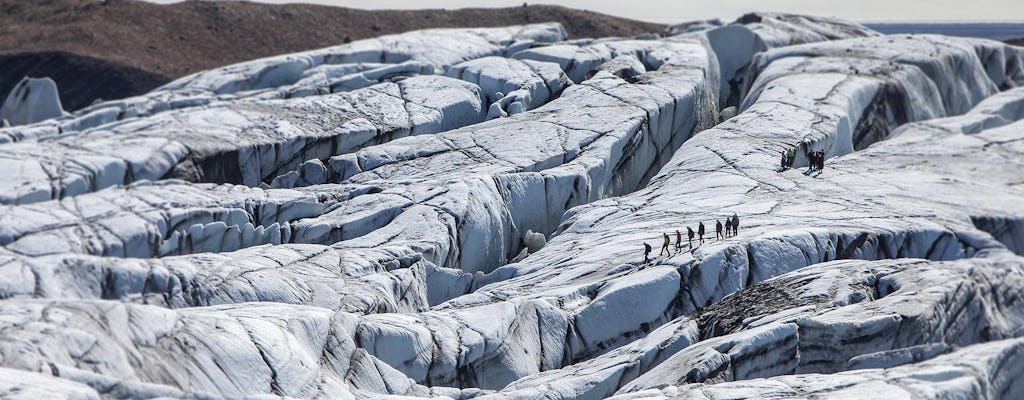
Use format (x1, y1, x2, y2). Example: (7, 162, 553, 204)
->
(645, 214, 740, 263)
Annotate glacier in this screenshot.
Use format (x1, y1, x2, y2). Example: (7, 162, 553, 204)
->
(0, 12, 1022, 400)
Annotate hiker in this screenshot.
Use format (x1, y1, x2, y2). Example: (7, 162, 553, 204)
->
(817, 151, 825, 170)
(687, 227, 695, 248)
(660, 232, 671, 256)
(715, 220, 723, 240)
(643, 242, 652, 264)
(787, 148, 796, 169)
(780, 150, 788, 170)
(675, 230, 683, 251)
(698, 222, 705, 244)
(731, 213, 739, 235)
(725, 218, 733, 238)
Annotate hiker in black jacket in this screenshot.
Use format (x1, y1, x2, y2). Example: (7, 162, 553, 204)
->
(698, 222, 705, 244)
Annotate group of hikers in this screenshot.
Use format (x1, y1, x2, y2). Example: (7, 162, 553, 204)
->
(644, 214, 740, 263)
(808, 150, 825, 171)
(780, 147, 826, 172)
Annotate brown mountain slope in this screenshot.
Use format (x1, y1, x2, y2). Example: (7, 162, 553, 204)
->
(0, 0, 665, 79)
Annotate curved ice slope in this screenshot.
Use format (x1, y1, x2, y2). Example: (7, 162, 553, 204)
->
(668, 12, 879, 108)
(0, 181, 329, 257)
(667, 13, 878, 46)
(512, 40, 700, 84)
(162, 24, 563, 96)
(488, 254, 1024, 399)
(0, 299, 492, 399)
(0, 366, 104, 400)
(0, 24, 565, 144)
(266, 55, 575, 187)
(608, 254, 1024, 399)
(616, 254, 1024, 391)
(611, 336, 1024, 399)
(0, 76, 488, 205)
(0, 243, 463, 314)
(743, 34, 1024, 120)
(735, 13, 879, 47)
(240, 40, 719, 277)
(445, 56, 573, 119)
